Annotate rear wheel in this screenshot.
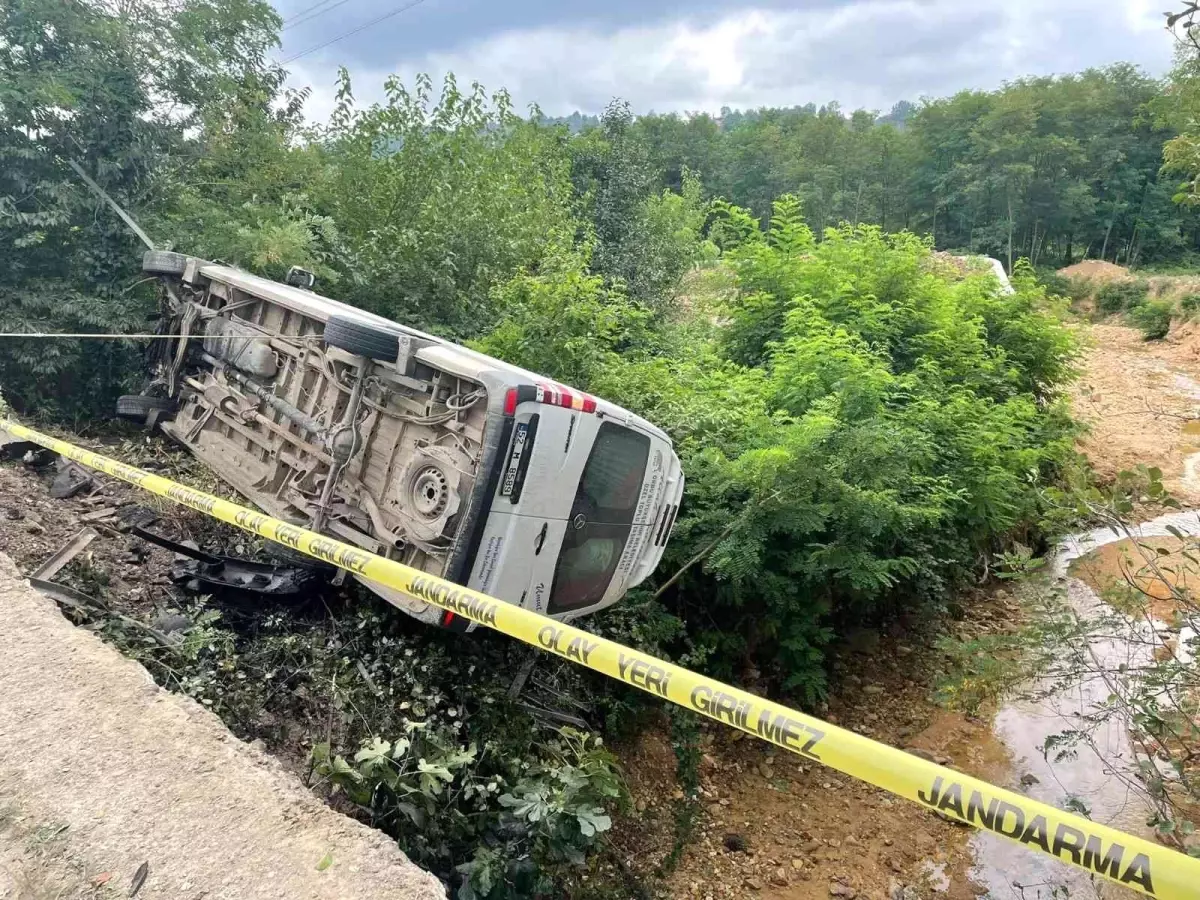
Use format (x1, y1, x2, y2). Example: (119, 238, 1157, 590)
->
(142, 251, 188, 276)
(115, 394, 177, 423)
(323, 316, 400, 363)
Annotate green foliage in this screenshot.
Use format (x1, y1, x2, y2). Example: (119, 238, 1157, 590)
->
(570, 102, 705, 311)
(619, 66, 1197, 267)
(0, 0, 282, 416)
(1036, 271, 1073, 297)
(310, 72, 574, 337)
(98, 586, 625, 899)
(1096, 279, 1150, 313)
(314, 726, 622, 899)
(1180, 293, 1200, 315)
(1130, 299, 1174, 339)
(487, 199, 1078, 699)
(472, 245, 652, 389)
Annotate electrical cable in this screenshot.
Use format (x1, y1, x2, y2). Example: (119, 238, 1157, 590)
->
(280, 0, 432, 65)
(282, 0, 352, 32)
(282, 0, 338, 25)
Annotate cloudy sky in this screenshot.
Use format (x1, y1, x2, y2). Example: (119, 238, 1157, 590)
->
(272, 0, 1177, 122)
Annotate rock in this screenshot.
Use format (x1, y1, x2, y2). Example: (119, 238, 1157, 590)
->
(933, 755, 951, 765)
(723, 833, 748, 852)
(863, 684, 885, 695)
(1020, 773, 1040, 787)
(5, 508, 21, 520)
(24, 520, 44, 535)
(744, 877, 764, 891)
(905, 747, 936, 763)
(771, 868, 788, 887)
(829, 881, 857, 898)
(791, 858, 806, 870)
(635, 799, 647, 813)
(896, 644, 914, 656)
(152, 613, 192, 634)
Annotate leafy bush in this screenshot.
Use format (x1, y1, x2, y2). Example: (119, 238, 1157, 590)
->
(1096, 279, 1150, 313)
(488, 195, 1079, 701)
(1180, 293, 1200, 315)
(101, 586, 626, 900)
(315, 726, 622, 900)
(1129, 299, 1174, 339)
(1037, 271, 1073, 297)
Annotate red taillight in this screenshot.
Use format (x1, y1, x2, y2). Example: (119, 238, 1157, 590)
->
(503, 388, 518, 416)
(442, 610, 456, 627)
(516, 383, 597, 414)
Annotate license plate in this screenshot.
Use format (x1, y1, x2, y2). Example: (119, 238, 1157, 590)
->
(500, 422, 529, 497)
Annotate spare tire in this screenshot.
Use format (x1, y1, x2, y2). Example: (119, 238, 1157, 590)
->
(142, 250, 188, 276)
(116, 394, 177, 422)
(323, 316, 400, 363)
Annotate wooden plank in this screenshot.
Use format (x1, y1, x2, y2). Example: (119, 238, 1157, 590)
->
(31, 527, 99, 580)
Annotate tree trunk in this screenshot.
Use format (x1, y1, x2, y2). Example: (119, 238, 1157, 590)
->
(1007, 193, 1014, 275)
(1063, 234, 1074, 267)
(1101, 192, 1122, 261)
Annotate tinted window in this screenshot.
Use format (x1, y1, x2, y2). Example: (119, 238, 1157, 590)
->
(549, 423, 649, 614)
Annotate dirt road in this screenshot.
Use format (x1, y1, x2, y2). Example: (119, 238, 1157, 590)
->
(0, 553, 444, 900)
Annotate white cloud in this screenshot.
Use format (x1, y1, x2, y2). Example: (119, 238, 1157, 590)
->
(287, 0, 1176, 123)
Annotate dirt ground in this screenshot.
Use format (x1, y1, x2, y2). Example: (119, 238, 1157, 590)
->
(1070, 323, 1200, 503)
(609, 596, 1021, 900)
(1070, 536, 1199, 621)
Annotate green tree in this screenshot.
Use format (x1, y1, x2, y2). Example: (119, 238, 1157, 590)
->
(0, 0, 281, 416)
(310, 71, 574, 336)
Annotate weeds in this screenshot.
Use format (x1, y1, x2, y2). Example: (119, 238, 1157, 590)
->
(1096, 279, 1150, 313)
(93, 587, 628, 898)
(1130, 299, 1174, 339)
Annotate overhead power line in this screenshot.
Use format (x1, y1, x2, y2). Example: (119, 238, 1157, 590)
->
(282, 0, 338, 24)
(283, 0, 353, 32)
(280, 0, 432, 65)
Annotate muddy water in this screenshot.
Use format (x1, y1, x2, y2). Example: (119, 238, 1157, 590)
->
(971, 510, 1200, 899)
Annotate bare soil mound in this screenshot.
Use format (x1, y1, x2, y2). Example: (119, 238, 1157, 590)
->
(1058, 260, 1131, 281)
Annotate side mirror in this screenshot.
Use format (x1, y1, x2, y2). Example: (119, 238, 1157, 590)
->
(285, 266, 316, 290)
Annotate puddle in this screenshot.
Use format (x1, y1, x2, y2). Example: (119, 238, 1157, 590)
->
(970, 510, 1200, 899)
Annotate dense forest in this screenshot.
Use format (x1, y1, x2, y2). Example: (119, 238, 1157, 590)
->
(3, 0, 1200, 896)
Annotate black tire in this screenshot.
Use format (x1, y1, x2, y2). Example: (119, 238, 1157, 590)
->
(116, 394, 178, 422)
(142, 250, 188, 276)
(267, 541, 335, 573)
(323, 316, 400, 363)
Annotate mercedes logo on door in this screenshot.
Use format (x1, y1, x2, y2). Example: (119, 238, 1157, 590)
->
(573, 514, 587, 530)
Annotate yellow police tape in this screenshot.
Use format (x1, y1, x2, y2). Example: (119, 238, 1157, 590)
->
(6, 419, 1198, 899)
